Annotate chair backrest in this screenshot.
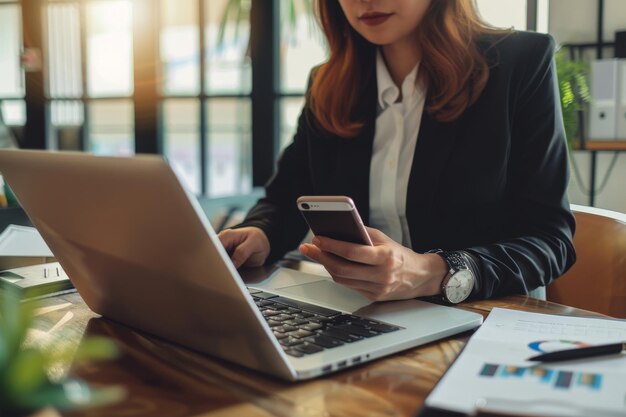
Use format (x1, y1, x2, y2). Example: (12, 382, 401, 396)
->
(546, 204, 626, 318)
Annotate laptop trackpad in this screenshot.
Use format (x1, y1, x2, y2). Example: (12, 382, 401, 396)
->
(276, 280, 372, 313)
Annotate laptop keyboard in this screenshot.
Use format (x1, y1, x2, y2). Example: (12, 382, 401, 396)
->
(248, 288, 402, 358)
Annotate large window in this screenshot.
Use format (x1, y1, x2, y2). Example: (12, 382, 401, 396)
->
(14, 0, 548, 197)
(477, 0, 528, 29)
(160, 0, 252, 196)
(0, 0, 25, 127)
(42, 0, 252, 196)
(476, 0, 550, 32)
(279, 1, 325, 150)
(46, 0, 134, 154)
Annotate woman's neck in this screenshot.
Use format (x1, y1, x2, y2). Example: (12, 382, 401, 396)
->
(381, 40, 421, 89)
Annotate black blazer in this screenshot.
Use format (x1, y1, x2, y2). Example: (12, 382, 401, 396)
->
(238, 31, 576, 299)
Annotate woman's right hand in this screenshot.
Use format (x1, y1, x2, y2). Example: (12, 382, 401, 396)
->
(217, 226, 271, 268)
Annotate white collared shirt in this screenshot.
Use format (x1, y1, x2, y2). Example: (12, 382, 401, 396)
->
(369, 49, 426, 247)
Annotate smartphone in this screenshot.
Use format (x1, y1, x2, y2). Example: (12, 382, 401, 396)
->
(297, 196, 373, 246)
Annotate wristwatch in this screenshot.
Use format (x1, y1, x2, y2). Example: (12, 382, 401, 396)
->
(437, 251, 475, 304)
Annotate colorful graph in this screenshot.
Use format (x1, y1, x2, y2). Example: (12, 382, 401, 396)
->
(479, 363, 602, 390)
(528, 340, 591, 353)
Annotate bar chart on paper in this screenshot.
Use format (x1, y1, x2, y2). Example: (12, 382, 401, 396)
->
(478, 363, 602, 390)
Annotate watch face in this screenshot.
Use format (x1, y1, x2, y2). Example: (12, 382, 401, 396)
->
(444, 270, 474, 304)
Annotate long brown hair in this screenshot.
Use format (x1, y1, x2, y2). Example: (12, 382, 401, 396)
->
(310, 0, 498, 138)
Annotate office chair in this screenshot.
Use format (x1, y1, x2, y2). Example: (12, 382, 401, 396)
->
(547, 204, 626, 318)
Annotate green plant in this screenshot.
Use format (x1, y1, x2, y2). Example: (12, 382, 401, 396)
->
(0, 290, 123, 416)
(217, 0, 315, 50)
(555, 49, 591, 149)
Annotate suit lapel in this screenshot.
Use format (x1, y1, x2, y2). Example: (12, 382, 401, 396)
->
(407, 111, 461, 227)
(326, 66, 461, 230)
(333, 76, 377, 224)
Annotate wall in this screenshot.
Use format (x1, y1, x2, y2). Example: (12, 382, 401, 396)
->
(549, 0, 626, 212)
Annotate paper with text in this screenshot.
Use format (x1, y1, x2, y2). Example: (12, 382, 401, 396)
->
(0, 224, 53, 258)
(426, 308, 626, 417)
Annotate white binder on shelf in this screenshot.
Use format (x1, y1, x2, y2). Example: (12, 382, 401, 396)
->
(588, 59, 621, 140)
(617, 60, 626, 140)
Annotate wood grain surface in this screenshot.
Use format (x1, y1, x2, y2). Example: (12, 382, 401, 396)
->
(24, 263, 602, 417)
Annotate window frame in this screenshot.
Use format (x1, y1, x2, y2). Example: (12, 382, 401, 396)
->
(18, 0, 548, 193)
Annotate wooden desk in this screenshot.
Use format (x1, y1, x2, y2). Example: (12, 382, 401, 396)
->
(28, 262, 601, 417)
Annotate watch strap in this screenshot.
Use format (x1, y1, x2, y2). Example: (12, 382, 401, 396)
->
(438, 251, 469, 274)
(436, 250, 475, 304)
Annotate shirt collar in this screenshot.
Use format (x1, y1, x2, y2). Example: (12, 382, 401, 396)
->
(376, 49, 420, 110)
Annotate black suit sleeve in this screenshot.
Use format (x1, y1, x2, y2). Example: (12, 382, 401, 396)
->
(232, 102, 316, 262)
(464, 34, 576, 298)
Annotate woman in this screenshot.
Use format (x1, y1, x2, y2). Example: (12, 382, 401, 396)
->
(218, 0, 576, 303)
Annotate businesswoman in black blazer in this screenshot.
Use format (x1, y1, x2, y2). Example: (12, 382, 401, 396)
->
(219, 0, 576, 303)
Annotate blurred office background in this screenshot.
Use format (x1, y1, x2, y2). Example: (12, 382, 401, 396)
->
(0, 0, 625, 210)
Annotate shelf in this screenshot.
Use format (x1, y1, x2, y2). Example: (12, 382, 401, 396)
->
(573, 140, 626, 151)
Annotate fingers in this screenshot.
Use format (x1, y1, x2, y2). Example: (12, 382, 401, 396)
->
(217, 229, 239, 253)
(299, 244, 395, 301)
(310, 235, 402, 271)
(364, 227, 393, 244)
(299, 243, 391, 284)
(218, 227, 270, 268)
(308, 236, 378, 265)
(230, 241, 252, 268)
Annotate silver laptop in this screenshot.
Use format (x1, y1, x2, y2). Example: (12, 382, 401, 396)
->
(0, 149, 482, 381)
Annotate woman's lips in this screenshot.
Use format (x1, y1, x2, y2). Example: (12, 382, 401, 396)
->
(359, 12, 393, 26)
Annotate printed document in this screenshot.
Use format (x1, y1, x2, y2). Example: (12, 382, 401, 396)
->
(426, 308, 626, 417)
(0, 224, 53, 257)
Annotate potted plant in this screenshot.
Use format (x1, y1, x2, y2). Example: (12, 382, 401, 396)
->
(217, 0, 315, 50)
(0, 290, 123, 416)
(555, 49, 591, 150)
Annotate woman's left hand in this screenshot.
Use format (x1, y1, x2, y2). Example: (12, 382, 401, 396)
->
(299, 227, 448, 302)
